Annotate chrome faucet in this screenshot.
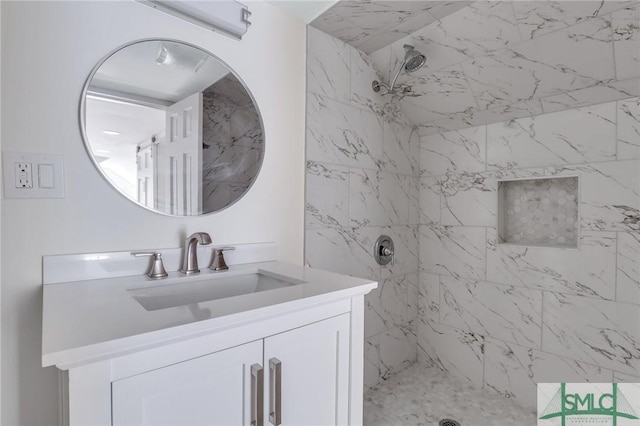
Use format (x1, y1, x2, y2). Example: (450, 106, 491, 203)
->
(180, 232, 212, 275)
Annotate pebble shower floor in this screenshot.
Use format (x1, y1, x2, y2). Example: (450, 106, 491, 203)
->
(364, 364, 537, 426)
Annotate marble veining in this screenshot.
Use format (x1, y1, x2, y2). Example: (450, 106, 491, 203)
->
(615, 371, 640, 382)
(364, 335, 381, 389)
(201, 74, 262, 213)
(546, 160, 640, 232)
(612, 5, 640, 81)
(539, 78, 640, 114)
(364, 363, 537, 426)
(305, 226, 381, 282)
(306, 25, 421, 389)
(618, 97, 640, 160)
(307, 6, 640, 409)
(419, 176, 441, 225)
(487, 102, 616, 170)
(379, 322, 417, 380)
(413, 97, 638, 409)
(439, 276, 543, 348)
(349, 168, 385, 227)
(307, 93, 384, 170)
(483, 337, 613, 409)
(617, 231, 640, 305)
(365, 274, 410, 338)
(417, 318, 485, 387)
(420, 126, 486, 176)
(400, 66, 479, 125)
(311, 1, 470, 54)
(382, 121, 419, 176)
(307, 26, 351, 104)
(420, 225, 486, 280)
(464, 17, 614, 110)
(305, 161, 349, 229)
(513, 1, 637, 40)
(487, 228, 616, 299)
(379, 172, 411, 225)
(351, 46, 386, 115)
(367, 1, 636, 132)
(418, 271, 440, 323)
(440, 172, 496, 226)
(542, 292, 640, 375)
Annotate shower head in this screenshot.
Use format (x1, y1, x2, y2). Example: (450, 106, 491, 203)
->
(403, 45, 426, 73)
(372, 44, 426, 95)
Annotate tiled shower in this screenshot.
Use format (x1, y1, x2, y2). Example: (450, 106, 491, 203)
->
(304, 0, 640, 417)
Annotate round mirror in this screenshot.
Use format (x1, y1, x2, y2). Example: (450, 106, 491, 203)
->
(81, 39, 264, 216)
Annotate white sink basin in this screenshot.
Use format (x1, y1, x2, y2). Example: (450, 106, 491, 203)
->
(128, 271, 307, 311)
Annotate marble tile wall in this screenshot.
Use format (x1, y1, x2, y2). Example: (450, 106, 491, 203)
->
(202, 74, 262, 213)
(305, 27, 420, 389)
(310, 1, 471, 54)
(365, 1, 639, 134)
(417, 97, 640, 409)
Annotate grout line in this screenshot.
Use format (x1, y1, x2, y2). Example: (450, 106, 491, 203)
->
(482, 334, 486, 389)
(615, 96, 620, 161)
(483, 332, 622, 376)
(615, 231, 619, 302)
(347, 165, 352, 229)
(313, 100, 630, 177)
(437, 274, 441, 324)
(485, 124, 488, 173)
(540, 291, 545, 352)
(610, 10, 619, 85)
(420, 266, 637, 306)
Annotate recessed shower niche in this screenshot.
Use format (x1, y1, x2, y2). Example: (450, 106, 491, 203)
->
(498, 176, 579, 248)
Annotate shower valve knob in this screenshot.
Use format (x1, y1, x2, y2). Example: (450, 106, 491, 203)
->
(374, 235, 395, 266)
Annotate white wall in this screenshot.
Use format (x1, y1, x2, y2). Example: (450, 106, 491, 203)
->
(0, 1, 306, 424)
(0, 1, 3, 421)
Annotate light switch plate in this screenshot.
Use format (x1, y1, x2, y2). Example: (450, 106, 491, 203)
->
(2, 151, 65, 198)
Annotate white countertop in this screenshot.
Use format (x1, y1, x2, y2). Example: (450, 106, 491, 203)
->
(42, 261, 377, 369)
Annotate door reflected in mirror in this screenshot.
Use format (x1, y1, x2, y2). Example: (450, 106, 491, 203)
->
(82, 39, 264, 216)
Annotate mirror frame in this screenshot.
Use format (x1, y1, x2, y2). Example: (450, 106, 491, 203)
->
(79, 38, 266, 217)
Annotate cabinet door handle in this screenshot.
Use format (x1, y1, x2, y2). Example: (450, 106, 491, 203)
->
(251, 364, 264, 426)
(268, 358, 282, 426)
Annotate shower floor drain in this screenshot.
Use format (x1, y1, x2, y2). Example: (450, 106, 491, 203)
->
(439, 419, 461, 426)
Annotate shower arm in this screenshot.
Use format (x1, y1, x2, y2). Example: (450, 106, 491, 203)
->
(386, 59, 407, 93)
(375, 59, 407, 95)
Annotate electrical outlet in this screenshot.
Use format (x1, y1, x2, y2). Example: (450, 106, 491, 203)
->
(14, 162, 33, 188)
(3, 151, 64, 198)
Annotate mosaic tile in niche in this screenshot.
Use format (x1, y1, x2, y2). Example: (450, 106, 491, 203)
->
(498, 177, 579, 248)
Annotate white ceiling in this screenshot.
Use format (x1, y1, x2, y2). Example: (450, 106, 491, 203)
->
(266, 0, 338, 24)
(85, 97, 165, 153)
(84, 39, 236, 154)
(91, 40, 230, 103)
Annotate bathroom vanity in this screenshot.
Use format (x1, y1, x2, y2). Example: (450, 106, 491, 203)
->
(42, 244, 376, 426)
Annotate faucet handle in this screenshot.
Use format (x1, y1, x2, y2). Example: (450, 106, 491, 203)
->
(132, 252, 169, 279)
(210, 247, 235, 272)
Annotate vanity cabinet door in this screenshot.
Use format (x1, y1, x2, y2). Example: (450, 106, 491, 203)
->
(112, 339, 263, 426)
(263, 313, 350, 426)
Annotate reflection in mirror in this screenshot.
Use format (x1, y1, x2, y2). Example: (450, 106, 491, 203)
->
(82, 40, 264, 216)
